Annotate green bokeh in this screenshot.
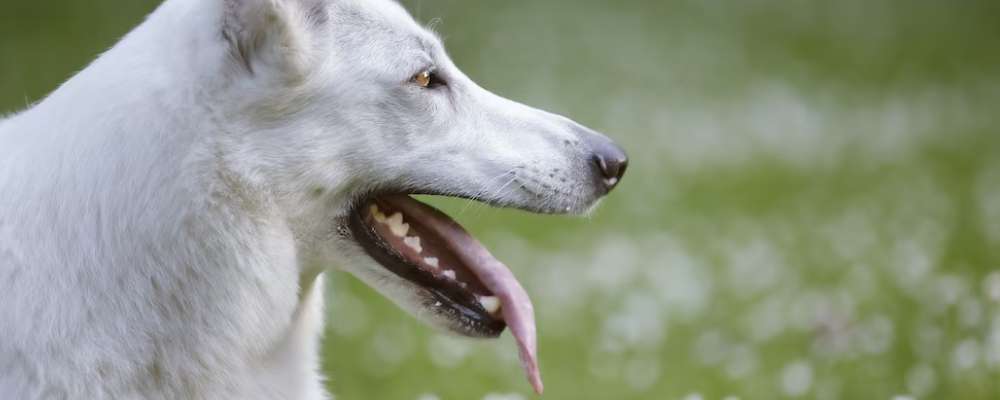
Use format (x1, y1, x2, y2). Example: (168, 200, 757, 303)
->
(3, 1, 1000, 399)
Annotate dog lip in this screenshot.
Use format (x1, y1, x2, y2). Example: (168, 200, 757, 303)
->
(380, 186, 587, 216)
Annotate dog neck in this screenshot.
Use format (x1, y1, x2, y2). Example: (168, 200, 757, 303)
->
(0, 1, 330, 396)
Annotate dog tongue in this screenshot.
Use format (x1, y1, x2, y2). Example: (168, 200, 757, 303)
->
(384, 195, 544, 395)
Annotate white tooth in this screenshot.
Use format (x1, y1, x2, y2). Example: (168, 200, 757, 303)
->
(394, 223, 410, 237)
(478, 296, 501, 314)
(386, 212, 409, 237)
(442, 270, 456, 280)
(403, 236, 422, 253)
(604, 177, 619, 187)
(386, 212, 403, 225)
(423, 257, 439, 269)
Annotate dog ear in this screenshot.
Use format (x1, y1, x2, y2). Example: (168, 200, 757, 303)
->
(222, 0, 327, 79)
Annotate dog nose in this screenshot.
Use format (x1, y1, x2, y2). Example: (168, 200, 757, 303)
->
(592, 143, 628, 191)
(580, 129, 628, 192)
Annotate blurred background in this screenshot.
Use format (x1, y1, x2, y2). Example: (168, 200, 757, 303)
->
(3, 0, 1000, 398)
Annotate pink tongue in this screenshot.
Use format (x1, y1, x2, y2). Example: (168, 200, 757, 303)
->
(385, 196, 544, 395)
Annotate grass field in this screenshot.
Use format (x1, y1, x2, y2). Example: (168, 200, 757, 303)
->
(3, 0, 999, 398)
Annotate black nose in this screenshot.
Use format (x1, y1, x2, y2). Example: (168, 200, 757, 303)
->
(583, 131, 628, 192)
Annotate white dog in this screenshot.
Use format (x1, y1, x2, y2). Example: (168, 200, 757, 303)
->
(0, 0, 627, 398)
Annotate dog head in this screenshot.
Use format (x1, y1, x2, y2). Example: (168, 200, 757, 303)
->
(213, 0, 627, 391)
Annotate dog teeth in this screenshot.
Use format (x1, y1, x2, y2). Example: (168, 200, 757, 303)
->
(442, 270, 456, 280)
(403, 236, 422, 253)
(385, 212, 409, 237)
(386, 212, 403, 225)
(423, 257, 439, 269)
(477, 296, 501, 314)
(371, 207, 410, 237)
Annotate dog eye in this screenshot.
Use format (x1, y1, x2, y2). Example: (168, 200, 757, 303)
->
(412, 70, 444, 88)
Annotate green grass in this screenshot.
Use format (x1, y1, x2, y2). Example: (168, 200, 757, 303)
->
(3, 0, 999, 398)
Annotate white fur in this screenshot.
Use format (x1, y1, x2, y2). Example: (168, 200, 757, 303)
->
(0, 0, 617, 398)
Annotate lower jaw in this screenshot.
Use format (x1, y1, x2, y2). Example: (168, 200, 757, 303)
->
(343, 192, 545, 394)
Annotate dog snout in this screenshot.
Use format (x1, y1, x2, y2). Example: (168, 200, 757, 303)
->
(577, 126, 628, 193)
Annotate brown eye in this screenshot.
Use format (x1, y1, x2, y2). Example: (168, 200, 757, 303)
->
(413, 70, 432, 88)
(412, 70, 445, 88)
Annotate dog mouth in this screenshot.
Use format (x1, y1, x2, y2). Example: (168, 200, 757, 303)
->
(346, 194, 543, 394)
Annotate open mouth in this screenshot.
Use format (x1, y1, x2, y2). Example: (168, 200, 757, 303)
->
(346, 194, 543, 394)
